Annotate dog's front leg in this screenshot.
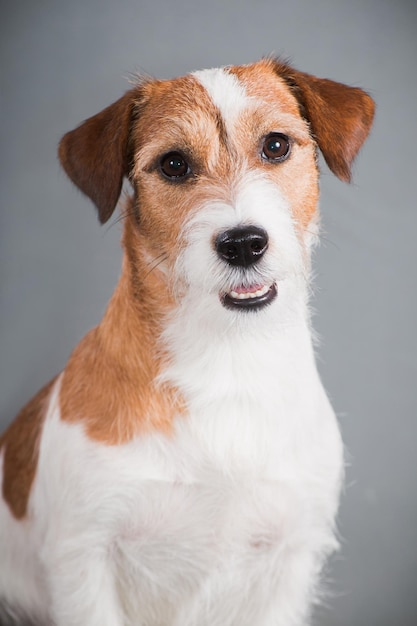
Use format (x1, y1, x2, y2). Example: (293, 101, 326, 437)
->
(46, 547, 125, 626)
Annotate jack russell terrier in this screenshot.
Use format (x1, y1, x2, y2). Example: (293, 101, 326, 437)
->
(0, 58, 374, 626)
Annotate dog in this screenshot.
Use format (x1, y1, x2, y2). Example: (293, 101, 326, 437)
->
(0, 58, 374, 626)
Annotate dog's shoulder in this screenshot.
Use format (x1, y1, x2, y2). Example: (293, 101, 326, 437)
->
(0, 377, 58, 519)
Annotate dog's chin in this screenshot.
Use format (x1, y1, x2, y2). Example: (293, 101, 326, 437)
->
(221, 282, 278, 312)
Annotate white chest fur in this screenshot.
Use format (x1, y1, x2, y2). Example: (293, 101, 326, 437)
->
(109, 311, 344, 625)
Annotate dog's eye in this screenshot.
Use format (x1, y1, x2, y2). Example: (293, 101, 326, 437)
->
(160, 152, 190, 179)
(261, 133, 291, 162)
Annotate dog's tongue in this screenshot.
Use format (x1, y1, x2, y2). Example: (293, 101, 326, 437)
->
(232, 284, 263, 294)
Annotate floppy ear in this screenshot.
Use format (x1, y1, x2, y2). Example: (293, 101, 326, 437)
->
(58, 89, 138, 223)
(274, 61, 375, 182)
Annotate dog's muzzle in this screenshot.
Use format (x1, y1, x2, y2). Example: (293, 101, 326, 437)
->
(215, 226, 277, 311)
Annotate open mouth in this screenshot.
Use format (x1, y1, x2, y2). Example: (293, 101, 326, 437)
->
(221, 283, 278, 311)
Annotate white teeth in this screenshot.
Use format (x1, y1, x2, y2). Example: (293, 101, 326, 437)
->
(229, 284, 270, 300)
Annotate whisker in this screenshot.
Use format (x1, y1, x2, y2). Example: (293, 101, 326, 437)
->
(104, 208, 137, 234)
(142, 253, 169, 281)
(303, 228, 339, 250)
(144, 252, 168, 269)
(320, 235, 339, 250)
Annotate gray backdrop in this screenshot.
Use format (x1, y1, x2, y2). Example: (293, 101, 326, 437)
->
(1, 1, 416, 624)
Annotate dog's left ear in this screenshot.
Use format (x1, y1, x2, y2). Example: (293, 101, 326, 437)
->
(59, 89, 139, 224)
(275, 61, 375, 182)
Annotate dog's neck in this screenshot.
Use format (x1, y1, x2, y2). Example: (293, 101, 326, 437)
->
(59, 218, 184, 444)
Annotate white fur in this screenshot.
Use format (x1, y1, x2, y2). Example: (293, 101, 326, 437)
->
(174, 173, 306, 307)
(0, 69, 344, 626)
(193, 67, 250, 129)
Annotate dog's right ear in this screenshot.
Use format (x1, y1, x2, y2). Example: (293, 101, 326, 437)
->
(59, 89, 139, 224)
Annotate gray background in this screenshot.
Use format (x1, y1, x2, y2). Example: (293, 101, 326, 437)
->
(1, 0, 416, 624)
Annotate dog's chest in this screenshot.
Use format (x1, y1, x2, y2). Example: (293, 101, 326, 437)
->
(113, 415, 339, 625)
(110, 327, 342, 622)
(115, 473, 310, 623)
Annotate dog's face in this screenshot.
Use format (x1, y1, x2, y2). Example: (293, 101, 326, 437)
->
(59, 59, 374, 318)
(130, 64, 318, 315)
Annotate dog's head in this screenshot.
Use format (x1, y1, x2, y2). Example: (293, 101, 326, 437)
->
(59, 59, 374, 318)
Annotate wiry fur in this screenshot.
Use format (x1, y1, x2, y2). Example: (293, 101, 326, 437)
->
(0, 59, 374, 625)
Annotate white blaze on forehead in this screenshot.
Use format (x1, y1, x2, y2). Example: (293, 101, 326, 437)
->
(192, 67, 251, 129)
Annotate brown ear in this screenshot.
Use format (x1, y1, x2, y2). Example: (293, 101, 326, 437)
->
(274, 61, 375, 181)
(58, 89, 138, 223)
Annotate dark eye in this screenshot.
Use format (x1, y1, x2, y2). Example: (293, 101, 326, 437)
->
(160, 152, 190, 179)
(261, 133, 291, 162)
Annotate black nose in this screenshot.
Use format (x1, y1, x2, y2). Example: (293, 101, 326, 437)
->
(215, 226, 269, 267)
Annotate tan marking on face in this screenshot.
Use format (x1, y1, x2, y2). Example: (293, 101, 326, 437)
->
(228, 60, 320, 231)
(129, 76, 238, 261)
(0, 377, 57, 519)
(133, 76, 228, 175)
(230, 60, 301, 115)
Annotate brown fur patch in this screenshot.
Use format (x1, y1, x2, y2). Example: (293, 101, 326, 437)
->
(230, 60, 302, 117)
(59, 218, 185, 445)
(0, 377, 56, 519)
(132, 75, 233, 181)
